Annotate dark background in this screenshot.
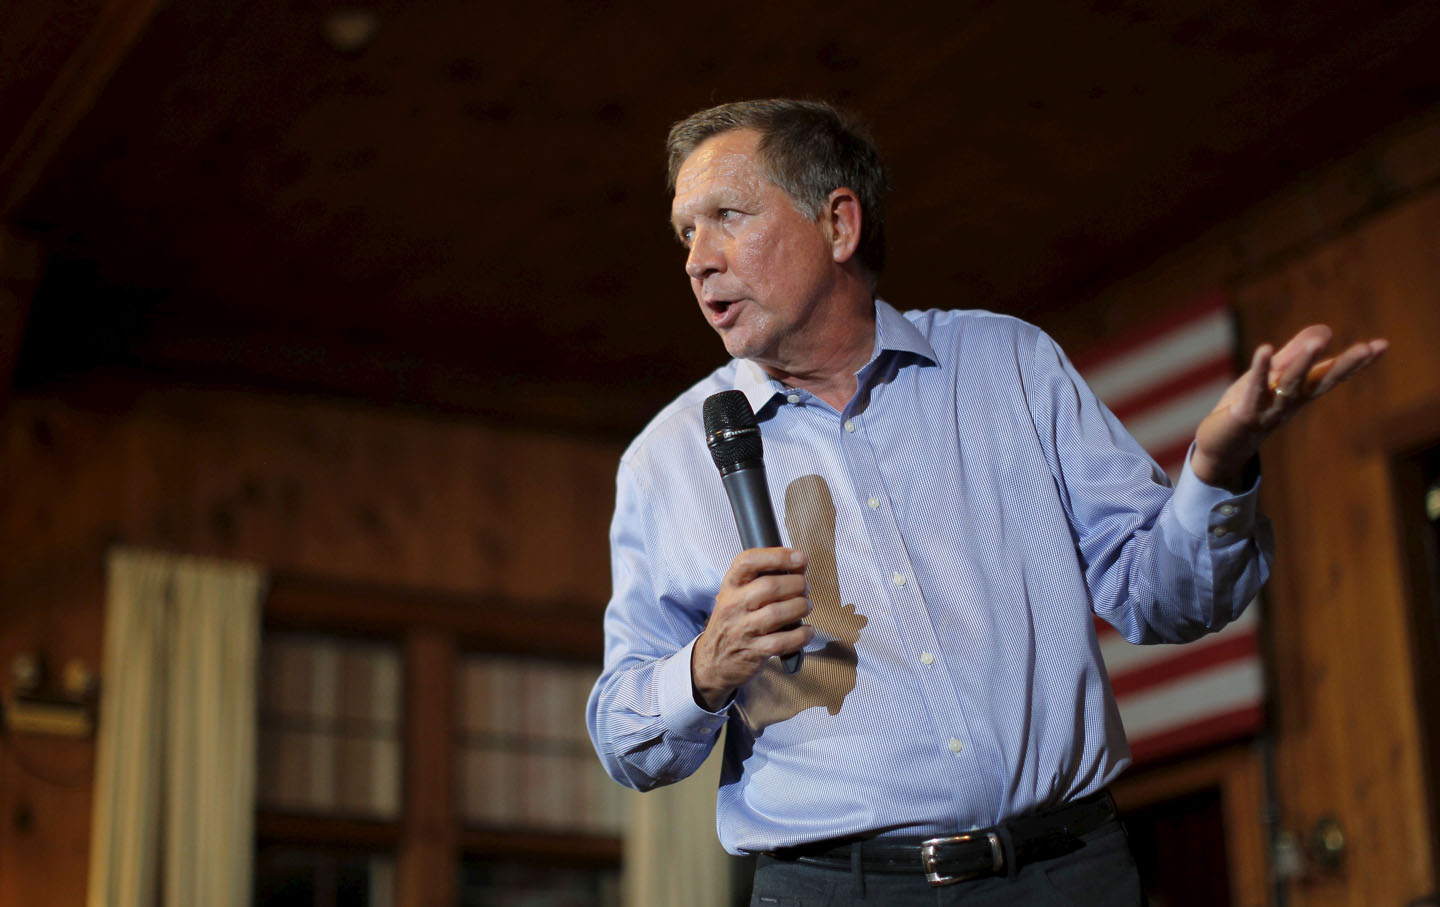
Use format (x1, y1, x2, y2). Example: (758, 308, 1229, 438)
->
(8, 0, 1440, 437)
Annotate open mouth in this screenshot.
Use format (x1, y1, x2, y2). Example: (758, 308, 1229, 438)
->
(704, 297, 741, 327)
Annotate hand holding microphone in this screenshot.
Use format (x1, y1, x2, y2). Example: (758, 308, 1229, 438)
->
(690, 391, 808, 711)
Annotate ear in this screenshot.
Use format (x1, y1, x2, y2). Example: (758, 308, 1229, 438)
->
(825, 187, 863, 264)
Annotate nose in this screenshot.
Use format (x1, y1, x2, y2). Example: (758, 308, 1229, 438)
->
(684, 224, 724, 281)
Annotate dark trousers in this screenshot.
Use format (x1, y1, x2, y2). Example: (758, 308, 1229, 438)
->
(749, 817, 1142, 906)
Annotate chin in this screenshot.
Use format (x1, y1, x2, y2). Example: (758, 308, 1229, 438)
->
(718, 321, 773, 363)
(721, 335, 766, 362)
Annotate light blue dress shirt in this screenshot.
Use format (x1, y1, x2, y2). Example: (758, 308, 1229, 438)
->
(587, 301, 1273, 854)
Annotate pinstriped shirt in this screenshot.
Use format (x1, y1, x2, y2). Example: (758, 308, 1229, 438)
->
(587, 300, 1272, 855)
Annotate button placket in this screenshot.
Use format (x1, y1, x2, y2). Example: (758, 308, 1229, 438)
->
(840, 399, 976, 793)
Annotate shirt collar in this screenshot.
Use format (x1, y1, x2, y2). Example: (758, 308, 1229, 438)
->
(871, 298, 938, 366)
(729, 299, 939, 415)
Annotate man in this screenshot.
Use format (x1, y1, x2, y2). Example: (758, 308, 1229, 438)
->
(586, 98, 1385, 904)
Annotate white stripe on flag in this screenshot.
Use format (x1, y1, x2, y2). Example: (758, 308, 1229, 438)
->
(1118, 659, 1264, 740)
(1099, 603, 1258, 674)
(1120, 376, 1231, 452)
(1083, 308, 1231, 403)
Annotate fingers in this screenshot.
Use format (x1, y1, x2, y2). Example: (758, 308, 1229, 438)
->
(1236, 343, 1273, 417)
(1267, 325, 1331, 396)
(1302, 338, 1388, 397)
(712, 546, 812, 640)
(722, 547, 806, 588)
(1264, 326, 1388, 406)
(1195, 326, 1386, 489)
(763, 621, 815, 658)
(693, 551, 813, 706)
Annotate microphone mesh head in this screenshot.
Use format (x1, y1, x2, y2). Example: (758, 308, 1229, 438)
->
(702, 390, 763, 472)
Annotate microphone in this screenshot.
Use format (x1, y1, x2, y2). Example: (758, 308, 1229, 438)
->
(703, 389, 803, 673)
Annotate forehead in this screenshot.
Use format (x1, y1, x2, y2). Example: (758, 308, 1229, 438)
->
(671, 129, 771, 217)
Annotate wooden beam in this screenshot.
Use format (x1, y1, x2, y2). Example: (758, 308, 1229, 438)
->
(459, 827, 621, 867)
(264, 574, 605, 664)
(0, 0, 162, 217)
(255, 813, 400, 850)
(395, 629, 456, 907)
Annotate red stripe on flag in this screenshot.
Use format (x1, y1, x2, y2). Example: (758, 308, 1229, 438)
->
(1127, 703, 1265, 764)
(1068, 290, 1229, 373)
(1108, 630, 1259, 698)
(1105, 356, 1234, 423)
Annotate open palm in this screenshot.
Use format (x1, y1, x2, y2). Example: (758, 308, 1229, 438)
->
(1190, 325, 1388, 488)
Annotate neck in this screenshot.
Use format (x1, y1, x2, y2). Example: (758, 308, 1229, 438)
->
(760, 294, 875, 411)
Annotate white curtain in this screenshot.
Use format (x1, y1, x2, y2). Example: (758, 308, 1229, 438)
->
(87, 548, 265, 907)
(622, 735, 735, 907)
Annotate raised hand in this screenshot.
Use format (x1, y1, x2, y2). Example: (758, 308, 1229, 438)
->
(1190, 325, 1388, 489)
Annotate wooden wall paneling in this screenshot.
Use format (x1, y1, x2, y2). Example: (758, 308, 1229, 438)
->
(1233, 188, 1440, 904)
(3, 399, 127, 572)
(0, 551, 103, 907)
(389, 412, 479, 592)
(0, 400, 116, 907)
(116, 395, 194, 553)
(0, 725, 95, 907)
(2, 385, 622, 906)
(103, 388, 619, 598)
(488, 431, 615, 609)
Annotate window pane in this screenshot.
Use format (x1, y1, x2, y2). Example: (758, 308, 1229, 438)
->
(259, 633, 402, 819)
(455, 654, 623, 834)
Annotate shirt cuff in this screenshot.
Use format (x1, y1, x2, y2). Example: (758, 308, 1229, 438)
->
(658, 636, 730, 739)
(1172, 443, 1261, 543)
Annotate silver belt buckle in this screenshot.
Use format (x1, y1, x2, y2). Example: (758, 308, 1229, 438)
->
(920, 830, 1004, 887)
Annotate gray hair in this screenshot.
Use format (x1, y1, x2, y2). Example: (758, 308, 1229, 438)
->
(666, 98, 889, 276)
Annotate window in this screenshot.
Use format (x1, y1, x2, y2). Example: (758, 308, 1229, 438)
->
(455, 653, 623, 834)
(259, 633, 402, 819)
(256, 580, 620, 906)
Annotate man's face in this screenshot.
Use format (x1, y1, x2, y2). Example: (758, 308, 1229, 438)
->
(670, 129, 840, 370)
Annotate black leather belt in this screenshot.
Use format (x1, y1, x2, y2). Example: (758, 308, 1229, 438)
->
(768, 790, 1118, 888)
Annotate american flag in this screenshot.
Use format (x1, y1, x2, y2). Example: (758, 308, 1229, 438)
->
(1071, 292, 1266, 764)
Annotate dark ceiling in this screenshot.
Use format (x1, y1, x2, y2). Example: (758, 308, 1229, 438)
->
(9, 0, 1440, 438)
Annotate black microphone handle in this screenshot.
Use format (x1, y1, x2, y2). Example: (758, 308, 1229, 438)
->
(720, 465, 803, 673)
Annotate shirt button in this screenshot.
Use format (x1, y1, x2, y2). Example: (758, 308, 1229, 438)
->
(844, 420, 856, 433)
(920, 652, 935, 666)
(786, 393, 800, 405)
(892, 572, 907, 587)
(948, 738, 964, 754)
(1211, 526, 1229, 538)
(867, 496, 880, 510)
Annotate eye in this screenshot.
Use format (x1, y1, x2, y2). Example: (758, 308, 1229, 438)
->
(718, 208, 737, 221)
